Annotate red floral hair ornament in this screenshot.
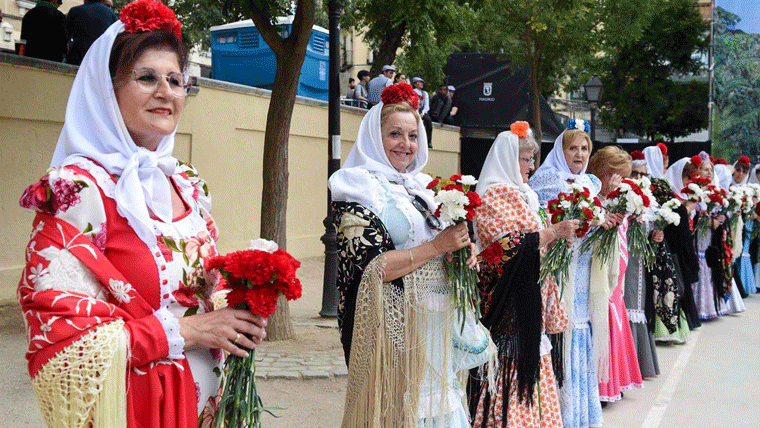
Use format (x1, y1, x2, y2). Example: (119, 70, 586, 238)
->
(510, 121, 530, 138)
(631, 150, 645, 160)
(381, 82, 419, 110)
(738, 156, 751, 165)
(709, 155, 716, 164)
(715, 158, 727, 165)
(657, 142, 668, 155)
(690, 155, 702, 167)
(120, 0, 182, 40)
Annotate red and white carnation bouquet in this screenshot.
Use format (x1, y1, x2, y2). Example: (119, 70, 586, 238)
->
(205, 239, 302, 428)
(695, 183, 728, 236)
(540, 183, 605, 285)
(581, 177, 654, 266)
(427, 174, 481, 330)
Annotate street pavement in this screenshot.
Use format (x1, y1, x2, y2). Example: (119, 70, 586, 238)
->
(1, 256, 759, 427)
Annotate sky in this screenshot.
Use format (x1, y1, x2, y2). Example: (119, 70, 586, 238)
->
(716, 0, 760, 34)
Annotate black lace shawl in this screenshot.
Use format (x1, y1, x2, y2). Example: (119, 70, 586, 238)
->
(332, 200, 402, 365)
(468, 232, 542, 425)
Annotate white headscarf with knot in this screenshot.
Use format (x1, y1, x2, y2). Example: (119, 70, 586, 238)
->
(476, 130, 540, 212)
(643, 145, 665, 179)
(50, 21, 179, 247)
(665, 157, 690, 199)
(714, 164, 733, 190)
(339, 101, 434, 210)
(533, 130, 589, 181)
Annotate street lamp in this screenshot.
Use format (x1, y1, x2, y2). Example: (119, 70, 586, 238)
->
(584, 75, 603, 142)
(320, 0, 341, 317)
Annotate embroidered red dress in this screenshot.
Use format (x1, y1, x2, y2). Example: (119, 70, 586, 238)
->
(18, 158, 222, 428)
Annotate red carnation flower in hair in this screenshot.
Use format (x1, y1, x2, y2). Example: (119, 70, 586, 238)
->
(631, 150, 645, 160)
(691, 155, 702, 167)
(510, 121, 530, 138)
(738, 156, 751, 165)
(709, 155, 716, 164)
(657, 142, 668, 155)
(381, 82, 419, 110)
(120, 0, 182, 40)
(715, 158, 727, 165)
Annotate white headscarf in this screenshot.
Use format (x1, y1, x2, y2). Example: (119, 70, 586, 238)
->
(749, 165, 760, 184)
(665, 157, 690, 199)
(50, 21, 179, 247)
(731, 160, 750, 186)
(476, 130, 539, 212)
(643, 145, 665, 179)
(714, 164, 733, 190)
(533, 130, 589, 181)
(335, 101, 434, 210)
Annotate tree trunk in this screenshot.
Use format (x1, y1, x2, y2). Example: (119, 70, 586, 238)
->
(530, 54, 543, 144)
(369, 22, 406, 77)
(250, 0, 315, 341)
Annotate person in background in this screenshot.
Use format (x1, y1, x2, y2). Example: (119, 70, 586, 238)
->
(734, 156, 757, 295)
(354, 70, 370, 108)
(529, 122, 618, 428)
(586, 146, 643, 404)
(65, 0, 118, 66)
(411, 77, 432, 148)
(20, 0, 67, 62)
(393, 72, 407, 85)
(345, 77, 358, 105)
(429, 84, 450, 123)
(623, 150, 661, 380)
(367, 64, 395, 108)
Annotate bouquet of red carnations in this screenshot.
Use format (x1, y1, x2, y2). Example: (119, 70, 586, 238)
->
(580, 177, 654, 266)
(427, 174, 482, 331)
(205, 239, 302, 428)
(540, 183, 605, 285)
(695, 183, 728, 236)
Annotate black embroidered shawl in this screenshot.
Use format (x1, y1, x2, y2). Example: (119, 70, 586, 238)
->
(332, 200, 402, 364)
(468, 232, 542, 425)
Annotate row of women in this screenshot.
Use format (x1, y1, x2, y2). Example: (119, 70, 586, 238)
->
(329, 83, 756, 428)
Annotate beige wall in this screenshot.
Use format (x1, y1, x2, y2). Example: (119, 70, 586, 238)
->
(0, 54, 461, 303)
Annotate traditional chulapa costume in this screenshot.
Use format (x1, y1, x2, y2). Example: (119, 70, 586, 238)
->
(18, 20, 223, 428)
(529, 128, 604, 428)
(329, 99, 495, 428)
(469, 129, 567, 428)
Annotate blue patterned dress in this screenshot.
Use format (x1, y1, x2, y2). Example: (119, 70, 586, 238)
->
(738, 219, 756, 294)
(529, 168, 604, 428)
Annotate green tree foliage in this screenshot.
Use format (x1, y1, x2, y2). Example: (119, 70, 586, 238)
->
(462, 0, 652, 141)
(597, 0, 709, 142)
(340, 0, 475, 78)
(712, 7, 760, 162)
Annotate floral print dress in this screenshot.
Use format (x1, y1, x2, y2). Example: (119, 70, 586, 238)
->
(18, 158, 223, 428)
(471, 184, 568, 428)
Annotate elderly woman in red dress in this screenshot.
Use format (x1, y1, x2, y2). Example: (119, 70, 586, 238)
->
(17, 2, 266, 427)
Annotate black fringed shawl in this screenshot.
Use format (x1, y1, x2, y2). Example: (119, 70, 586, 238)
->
(647, 241, 681, 334)
(332, 200, 401, 364)
(469, 232, 543, 426)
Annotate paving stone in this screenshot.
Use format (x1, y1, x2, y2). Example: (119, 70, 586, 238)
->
(302, 370, 331, 379)
(333, 366, 348, 376)
(267, 371, 301, 380)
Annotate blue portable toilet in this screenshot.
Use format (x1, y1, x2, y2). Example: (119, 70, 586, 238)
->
(210, 17, 329, 101)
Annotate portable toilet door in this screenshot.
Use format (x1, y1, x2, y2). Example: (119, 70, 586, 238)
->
(210, 17, 329, 101)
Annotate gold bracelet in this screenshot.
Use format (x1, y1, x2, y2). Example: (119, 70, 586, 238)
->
(408, 249, 415, 267)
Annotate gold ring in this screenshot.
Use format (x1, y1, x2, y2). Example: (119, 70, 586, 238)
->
(233, 333, 241, 344)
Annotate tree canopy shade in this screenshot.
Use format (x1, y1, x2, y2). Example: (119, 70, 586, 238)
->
(596, 0, 709, 142)
(458, 0, 653, 142)
(712, 6, 760, 162)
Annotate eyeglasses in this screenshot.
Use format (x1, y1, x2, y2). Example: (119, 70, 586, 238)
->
(411, 195, 442, 231)
(130, 68, 191, 98)
(520, 156, 535, 165)
(630, 171, 649, 179)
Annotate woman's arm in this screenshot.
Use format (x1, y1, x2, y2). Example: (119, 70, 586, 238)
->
(382, 222, 474, 282)
(539, 219, 579, 248)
